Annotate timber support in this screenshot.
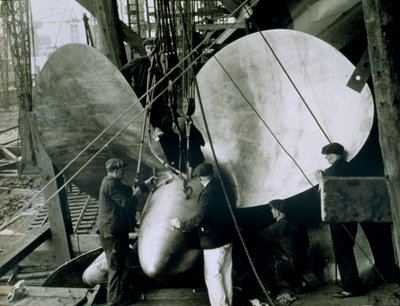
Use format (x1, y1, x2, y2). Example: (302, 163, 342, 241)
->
(362, 0, 400, 261)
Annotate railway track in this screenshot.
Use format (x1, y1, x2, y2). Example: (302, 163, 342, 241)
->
(29, 185, 99, 235)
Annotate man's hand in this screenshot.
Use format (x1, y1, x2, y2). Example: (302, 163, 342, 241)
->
(314, 169, 324, 181)
(169, 218, 181, 229)
(153, 127, 164, 142)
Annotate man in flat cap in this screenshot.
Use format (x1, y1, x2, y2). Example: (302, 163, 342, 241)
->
(253, 199, 308, 301)
(99, 157, 156, 305)
(315, 142, 362, 298)
(120, 38, 182, 168)
(120, 37, 155, 109)
(315, 142, 399, 298)
(170, 162, 235, 306)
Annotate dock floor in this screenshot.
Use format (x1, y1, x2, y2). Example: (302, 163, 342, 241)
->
(1, 283, 399, 306)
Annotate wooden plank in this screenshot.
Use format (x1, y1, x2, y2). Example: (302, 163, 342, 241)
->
(0, 285, 88, 305)
(0, 147, 17, 160)
(0, 225, 51, 278)
(0, 160, 18, 170)
(321, 177, 391, 222)
(75, 0, 145, 55)
(28, 117, 73, 264)
(0, 126, 18, 135)
(362, 0, 400, 263)
(94, 0, 127, 68)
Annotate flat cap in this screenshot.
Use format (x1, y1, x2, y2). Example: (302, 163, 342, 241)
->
(269, 199, 286, 214)
(105, 158, 127, 172)
(142, 37, 155, 46)
(193, 162, 214, 177)
(321, 142, 344, 156)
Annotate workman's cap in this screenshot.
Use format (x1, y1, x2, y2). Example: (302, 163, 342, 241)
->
(269, 199, 286, 214)
(105, 158, 127, 172)
(321, 142, 344, 156)
(142, 37, 155, 46)
(193, 162, 214, 177)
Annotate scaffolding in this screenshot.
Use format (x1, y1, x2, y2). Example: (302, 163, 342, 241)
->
(2, 0, 35, 171)
(0, 2, 9, 108)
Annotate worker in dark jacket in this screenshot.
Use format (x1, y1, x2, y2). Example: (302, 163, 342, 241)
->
(99, 158, 156, 305)
(256, 199, 309, 298)
(169, 162, 235, 306)
(120, 38, 155, 108)
(315, 142, 399, 298)
(120, 38, 170, 129)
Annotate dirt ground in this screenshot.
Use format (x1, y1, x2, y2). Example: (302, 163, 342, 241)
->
(0, 106, 43, 232)
(0, 176, 42, 229)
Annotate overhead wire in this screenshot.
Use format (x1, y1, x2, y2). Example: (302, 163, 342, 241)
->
(54, 0, 70, 47)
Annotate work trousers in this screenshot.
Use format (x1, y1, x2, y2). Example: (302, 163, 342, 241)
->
(203, 243, 233, 306)
(100, 232, 131, 305)
(330, 222, 399, 292)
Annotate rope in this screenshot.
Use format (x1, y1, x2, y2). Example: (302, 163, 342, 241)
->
(26, 0, 253, 212)
(340, 223, 389, 286)
(17, 4, 279, 295)
(240, 5, 393, 288)
(212, 54, 314, 187)
(194, 66, 275, 306)
(27, 1, 277, 300)
(241, 5, 332, 143)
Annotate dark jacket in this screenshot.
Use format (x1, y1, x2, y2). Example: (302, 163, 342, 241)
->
(258, 217, 308, 268)
(322, 158, 353, 177)
(120, 56, 171, 129)
(180, 178, 235, 249)
(120, 56, 150, 106)
(99, 176, 145, 235)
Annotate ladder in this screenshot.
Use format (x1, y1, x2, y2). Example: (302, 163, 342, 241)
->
(126, 0, 154, 38)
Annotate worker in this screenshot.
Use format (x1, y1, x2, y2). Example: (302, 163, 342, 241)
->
(169, 162, 235, 306)
(120, 37, 170, 129)
(121, 38, 184, 167)
(98, 157, 156, 305)
(120, 38, 155, 108)
(255, 199, 309, 300)
(315, 142, 399, 298)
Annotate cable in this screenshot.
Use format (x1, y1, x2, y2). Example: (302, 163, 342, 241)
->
(212, 54, 314, 187)
(241, 5, 332, 143)
(194, 64, 275, 306)
(24, 0, 255, 211)
(240, 7, 393, 287)
(54, 0, 70, 47)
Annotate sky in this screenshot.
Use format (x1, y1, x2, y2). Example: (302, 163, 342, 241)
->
(30, 0, 89, 48)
